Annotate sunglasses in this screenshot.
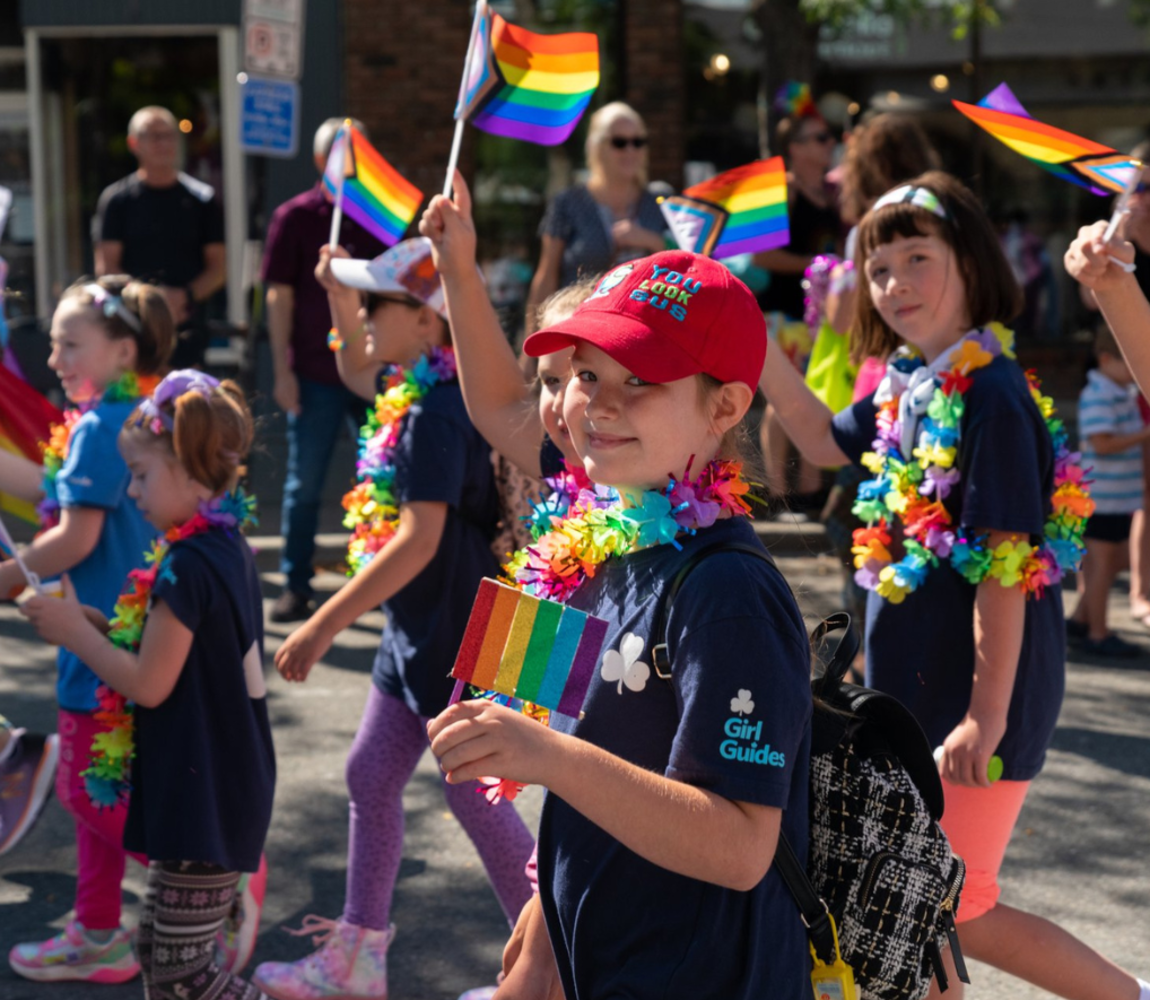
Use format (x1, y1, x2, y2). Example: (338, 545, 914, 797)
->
(609, 136, 648, 150)
(364, 292, 422, 313)
(797, 130, 835, 145)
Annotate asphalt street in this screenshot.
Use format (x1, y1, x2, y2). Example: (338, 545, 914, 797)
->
(1, 406, 1148, 999)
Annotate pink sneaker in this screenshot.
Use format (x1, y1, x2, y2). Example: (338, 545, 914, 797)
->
(8, 920, 139, 983)
(253, 916, 395, 1000)
(217, 852, 269, 974)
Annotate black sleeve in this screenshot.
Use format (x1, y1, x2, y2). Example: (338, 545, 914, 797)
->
(95, 185, 126, 243)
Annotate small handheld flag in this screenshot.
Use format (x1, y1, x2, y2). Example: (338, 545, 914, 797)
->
(661, 157, 789, 259)
(323, 122, 424, 249)
(954, 83, 1141, 197)
(450, 578, 608, 718)
(444, 1, 600, 196)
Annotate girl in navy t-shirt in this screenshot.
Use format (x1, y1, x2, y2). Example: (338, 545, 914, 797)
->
(254, 238, 534, 1000)
(759, 172, 1150, 1000)
(22, 370, 274, 1000)
(1, 278, 172, 985)
(430, 250, 813, 1000)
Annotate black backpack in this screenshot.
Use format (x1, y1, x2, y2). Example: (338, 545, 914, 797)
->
(653, 541, 970, 1000)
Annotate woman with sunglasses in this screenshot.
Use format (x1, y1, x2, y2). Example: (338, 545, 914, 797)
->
(525, 101, 668, 334)
(755, 89, 844, 507)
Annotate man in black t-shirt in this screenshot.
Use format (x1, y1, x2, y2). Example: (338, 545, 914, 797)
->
(93, 106, 226, 368)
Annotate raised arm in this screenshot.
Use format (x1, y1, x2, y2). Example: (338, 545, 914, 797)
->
(758, 339, 850, 467)
(316, 245, 381, 402)
(0, 450, 45, 503)
(1065, 221, 1150, 396)
(421, 172, 546, 476)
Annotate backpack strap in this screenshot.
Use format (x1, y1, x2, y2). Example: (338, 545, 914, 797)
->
(649, 539, 850, 967)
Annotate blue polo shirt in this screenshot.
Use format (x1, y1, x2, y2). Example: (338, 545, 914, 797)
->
(538, 517, 812, 1000)
(53, 400, 156, 712)
(831, 354, 1065, 781)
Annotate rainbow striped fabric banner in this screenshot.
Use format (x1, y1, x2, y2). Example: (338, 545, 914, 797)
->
(662, 157, 789, 259)
(954, 83, 1140, 196)
(0, 364, 62, 525)
(323, 124, 424, 247)
(452, 579, 608, 718)
(455, 2, 600, 147)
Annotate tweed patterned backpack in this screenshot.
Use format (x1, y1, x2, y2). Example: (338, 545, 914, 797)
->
(653, 543, 970, 1000)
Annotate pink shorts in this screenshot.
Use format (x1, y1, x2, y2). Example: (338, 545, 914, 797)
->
(939, 777, 1031, 923)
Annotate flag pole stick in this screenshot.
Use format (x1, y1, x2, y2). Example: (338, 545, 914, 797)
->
(0, 511, 42, 594)
(444, 0, 486, 199)
(328, 120, 351, 249)
(1102, 159, 1144, 244)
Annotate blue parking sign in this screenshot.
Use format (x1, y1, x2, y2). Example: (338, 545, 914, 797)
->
(240, 75, 299, 158)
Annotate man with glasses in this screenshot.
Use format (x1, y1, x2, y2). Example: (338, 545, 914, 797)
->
(93, 106, 226, 369)
(259, 118, 385, 622)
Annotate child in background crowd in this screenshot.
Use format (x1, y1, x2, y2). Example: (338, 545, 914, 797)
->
(761, 172, 1150, 1000)
(253, 238, 533, 1000)
(0, 277, 170, 984)
(1067, 325, 1150, 656)
(22, 370, 274, 1000)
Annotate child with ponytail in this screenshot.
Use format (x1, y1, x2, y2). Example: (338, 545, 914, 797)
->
(0, 277, 172, 984)
(22, 370, 275, 1000)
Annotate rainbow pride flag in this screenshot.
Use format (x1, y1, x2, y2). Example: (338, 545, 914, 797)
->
(452, 578, 608, 718)
(954, 84, 1140, 196)
(661, 157, 789, 259)
(455, 1, 600, 147)
(323, 124, 424, 247)
(0, 364, 61, 525)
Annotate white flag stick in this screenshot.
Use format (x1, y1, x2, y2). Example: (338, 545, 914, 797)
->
(0, 511, 42, 594)
(444, 0, 487, 199)
(1102, 159, 1144, 244)
(328, 122, 351, 250)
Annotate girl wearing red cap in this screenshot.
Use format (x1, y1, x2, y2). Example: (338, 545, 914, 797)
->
(761, 171, 1150, 1000)
(429, 249, 812, 999)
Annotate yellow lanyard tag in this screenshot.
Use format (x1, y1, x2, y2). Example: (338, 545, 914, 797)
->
(808, 912, 857, 1000)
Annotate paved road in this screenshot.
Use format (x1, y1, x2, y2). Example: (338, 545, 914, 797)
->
(2, 527, 1148, 999)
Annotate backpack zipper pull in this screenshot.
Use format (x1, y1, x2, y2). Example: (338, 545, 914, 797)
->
(942, 905, 971, 984)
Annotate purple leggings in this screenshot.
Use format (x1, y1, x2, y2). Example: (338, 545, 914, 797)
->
(343, 686, 534, 931)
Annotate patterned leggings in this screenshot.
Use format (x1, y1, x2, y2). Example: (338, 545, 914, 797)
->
(343, 686, 535, 931)
(137, 861, 265, 1000)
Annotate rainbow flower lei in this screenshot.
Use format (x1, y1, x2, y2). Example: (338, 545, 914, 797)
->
(82, 488, 258, 808)
(850, 329, 1093, 605)
(342, 346, 458, 574)
(38, 372, 160, 529)
(506, 458, 753, 602)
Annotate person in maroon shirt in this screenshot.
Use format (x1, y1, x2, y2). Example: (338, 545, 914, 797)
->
(261, 117, 385, 621)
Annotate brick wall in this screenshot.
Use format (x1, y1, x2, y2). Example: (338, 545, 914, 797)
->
(341, 0, 474, 199)
(625, 0, 685, 190)
(340, 0, 686, 197)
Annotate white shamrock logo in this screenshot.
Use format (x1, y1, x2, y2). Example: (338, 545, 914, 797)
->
(601, 632, 651, 694)
(730, 689, 755, 715)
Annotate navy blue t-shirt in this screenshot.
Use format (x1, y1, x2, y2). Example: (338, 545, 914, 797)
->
(831, 354, 1065, 781)
(372, 377, 500, 716)
(124, 529, 275, 872)
(538, 518, 812, 1000)
(539, 435, 565, 478)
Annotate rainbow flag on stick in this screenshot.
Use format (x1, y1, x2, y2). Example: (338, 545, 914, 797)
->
(661, 157, 789, 259)
(323, 122, 424, 249)
(0, 364, 61, 525)
(455, 1, 600, 147)
(450, 578, 608, 718)
(954, 83, 1141, 196)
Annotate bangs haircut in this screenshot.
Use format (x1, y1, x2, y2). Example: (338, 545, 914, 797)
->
(852, 170, 1023, 365)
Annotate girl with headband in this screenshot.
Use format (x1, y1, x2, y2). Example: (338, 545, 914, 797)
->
(0, 276, 172, 985)
(22, 369, 275, 1000)
(760, 171, 1150, 1000)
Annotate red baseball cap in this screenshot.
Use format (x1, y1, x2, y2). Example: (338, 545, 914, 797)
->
(524, 250, 766, 387)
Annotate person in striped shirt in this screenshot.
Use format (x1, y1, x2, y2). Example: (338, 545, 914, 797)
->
(1068, 325, 1150, 656)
